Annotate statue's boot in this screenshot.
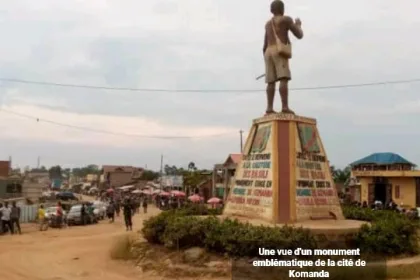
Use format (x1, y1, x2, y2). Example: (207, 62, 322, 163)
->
(265, 110, 277, 115)
(281, 108, 295, 114)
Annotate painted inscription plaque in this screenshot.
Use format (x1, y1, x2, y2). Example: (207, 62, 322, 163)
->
(297, 123, 320, 153)
(295, 124, 341, 220)
(224, 123, 274, 221)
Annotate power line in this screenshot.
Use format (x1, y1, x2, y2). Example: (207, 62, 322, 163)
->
(0, 108, 236, 139)
(0, 77, 420, 92)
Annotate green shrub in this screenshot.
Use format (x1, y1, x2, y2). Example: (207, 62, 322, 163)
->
(204, 219, 317, 257)
(142, 210, 318, 257)
(142, 206, 420, 258)
(162, 216, 210, 249)
(344, 206, 420, 256)
(142, 210, 177, 244)
(342, 206, 406, 222)
(354, 215, 419, 256)
(176, 204, 223, 216)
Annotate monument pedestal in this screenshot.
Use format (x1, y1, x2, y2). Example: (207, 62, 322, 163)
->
(223, 113, 344, 224)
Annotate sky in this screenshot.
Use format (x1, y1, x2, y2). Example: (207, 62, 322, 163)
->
(0, 0, 420, 171)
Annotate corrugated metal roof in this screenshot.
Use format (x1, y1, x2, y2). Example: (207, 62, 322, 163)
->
(350, 152, 415, 166)
(223, 154, 242, 166)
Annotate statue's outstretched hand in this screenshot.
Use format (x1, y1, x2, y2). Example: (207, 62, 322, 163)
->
(295, 18, 302, 27)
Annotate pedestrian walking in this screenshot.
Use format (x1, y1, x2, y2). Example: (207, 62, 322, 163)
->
(10, 201, 21, 234)
(81, 203, 87, 225)
(38, 204, 47, 231)
(123, 198, 133, 231)
(135, 197, 140, 214)
(142, 199, 148, 214)
(131, 197, 136, 216)
(115, 201, 121, 217)
(0, 202, 13, 234)
(56, 202, 64, 229)
(87, 203, 94, 222)
(106, 201, 115, 223)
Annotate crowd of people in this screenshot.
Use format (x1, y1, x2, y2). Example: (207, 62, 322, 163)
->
(1, 194, 149, 234)
(155, 195, 185, 210)
(1, 189, 164, 235)
(37, 201, 66, 231)
(103, 193, 148, 231)
(0, 201, 22, 235)
(352, 199, 419, 219)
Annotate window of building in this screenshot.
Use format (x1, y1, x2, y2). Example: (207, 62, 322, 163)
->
(6, 183, 22, 193)
(395, 185, 400, 199)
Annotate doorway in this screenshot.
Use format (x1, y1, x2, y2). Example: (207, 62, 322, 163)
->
(370, 177, 390, 204)
(415, 178, 420, 207)
(374, 184, 387, 204)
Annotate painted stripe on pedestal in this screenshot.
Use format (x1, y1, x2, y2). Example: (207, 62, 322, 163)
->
(277, 121, 291, 223)
(271, 121, 279, 223)
(289, 122, 297, 222)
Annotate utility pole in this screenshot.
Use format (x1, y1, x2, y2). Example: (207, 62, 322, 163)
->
(239, 130, 244, 153)
(8, 156, 12, 175)
(159, 154, 163, 189)
(37, 156, 40, 169)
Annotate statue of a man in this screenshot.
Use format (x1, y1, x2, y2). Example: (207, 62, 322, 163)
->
(263, 0, 303, 115)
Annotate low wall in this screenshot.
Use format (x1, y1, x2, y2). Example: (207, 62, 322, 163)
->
(19, 204, 38, 223)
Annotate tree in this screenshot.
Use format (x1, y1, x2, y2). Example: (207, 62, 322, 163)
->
(30, 166, 48, 173)
(330, 165, 337, 178)
(62, 168, 71, 178)
(140, 170, 160, 181)
(164, 164, 181, 175)
(183, 171, 202, 194)
(49, 165, 62, 179)
(188, 162, 197, 171)
(71, 164, 101, 178)
(330, 165, 351, 183)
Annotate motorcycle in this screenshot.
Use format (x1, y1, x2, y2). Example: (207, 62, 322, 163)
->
(48, 215, 67, 228)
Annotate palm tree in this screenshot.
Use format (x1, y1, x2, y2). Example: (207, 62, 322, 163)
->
(330, 166, 351, 183)
(330, 165, 337, 178)
(188, 162, 197, 171)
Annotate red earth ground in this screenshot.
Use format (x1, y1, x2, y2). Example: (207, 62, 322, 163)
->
(0, 205, 228, 280)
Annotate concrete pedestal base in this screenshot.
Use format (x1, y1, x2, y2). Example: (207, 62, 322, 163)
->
(223, 113, 344, 224)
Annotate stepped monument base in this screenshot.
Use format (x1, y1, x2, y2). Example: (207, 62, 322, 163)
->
(223, 113, 345, 224)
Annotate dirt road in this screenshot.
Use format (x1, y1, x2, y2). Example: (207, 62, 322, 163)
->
(0, 207, 161, 280)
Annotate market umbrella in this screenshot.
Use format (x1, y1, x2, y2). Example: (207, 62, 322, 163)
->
(207, 197, 222, 204)
(171, 190, 186, 197)
(131, 189, 141, 194)
(159, 191, 170, 197)
(142, 189, 152, 195)
(188, 194, 203, 202)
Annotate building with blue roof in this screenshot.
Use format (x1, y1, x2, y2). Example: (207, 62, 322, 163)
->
(348, 152, 420, 208)
(350, 152, 415, 167)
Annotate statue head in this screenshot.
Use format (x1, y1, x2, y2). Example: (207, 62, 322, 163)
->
(270, 0, 284, 16)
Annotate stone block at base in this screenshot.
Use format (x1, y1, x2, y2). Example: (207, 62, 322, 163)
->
(223, 113, 344, 224)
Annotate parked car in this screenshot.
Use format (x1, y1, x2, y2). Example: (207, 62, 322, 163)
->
(92, 201, 107, 220)
(67, 204, 97, 226)
(56, 192, 78, 201)
(45, 206, 67, 219)
(44, 206, 68, 228)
